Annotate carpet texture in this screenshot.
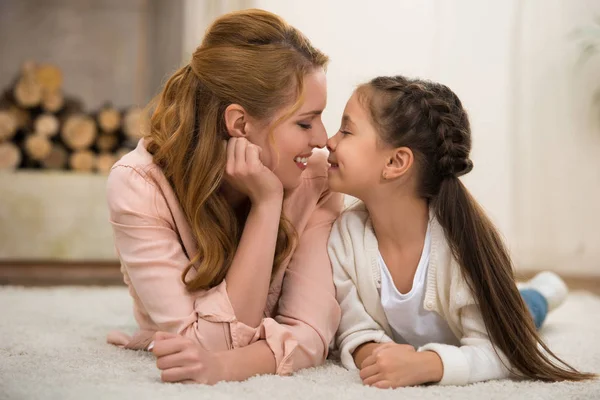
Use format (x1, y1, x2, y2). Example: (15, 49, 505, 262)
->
(0, 286, 598, 400)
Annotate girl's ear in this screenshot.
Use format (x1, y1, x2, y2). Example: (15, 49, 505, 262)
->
(382, 147, 414, 180)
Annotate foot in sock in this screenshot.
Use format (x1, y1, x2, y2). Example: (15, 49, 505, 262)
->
(518, 271, 569, 312)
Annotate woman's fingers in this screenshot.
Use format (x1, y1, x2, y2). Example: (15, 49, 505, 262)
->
(226, 137, 237, 174)
(245, 143, 262, 169)
(154, 331, 179, 341)
(234, 136, 247, 171)
(156, 352, 187, 370)
(152, 337, 188, 357)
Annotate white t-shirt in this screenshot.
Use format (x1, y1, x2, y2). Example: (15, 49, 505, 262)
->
(379, 222, 459, 348)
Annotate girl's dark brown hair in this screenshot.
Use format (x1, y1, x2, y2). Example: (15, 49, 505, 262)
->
(358, 75, 594, 382)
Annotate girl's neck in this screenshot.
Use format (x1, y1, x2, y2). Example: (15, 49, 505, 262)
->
(363, 191, 429, 252)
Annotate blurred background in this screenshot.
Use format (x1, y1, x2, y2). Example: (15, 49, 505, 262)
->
(0, 0, 598, 285)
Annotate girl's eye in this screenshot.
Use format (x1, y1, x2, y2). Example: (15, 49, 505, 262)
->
(340, 130, 351, 136)
(298, 123, 312, 130)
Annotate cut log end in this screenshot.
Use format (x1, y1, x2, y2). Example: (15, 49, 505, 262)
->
(42, 90, 64, 113)
(0, 142, 22, 170)
(96, 133, 119, 152)
(98, 106, 121, 133)
(69, 150, 96, 172)
(96, 153, 117, 174)
(24, 134, 52, 161)
(62, 115, 97, 150)
(35, 114, 60, 137)
(123, 107, 149, 139)
(35, 64, 63, 92)
(40, 144, 68, 170)
(0, 110, 18, 141)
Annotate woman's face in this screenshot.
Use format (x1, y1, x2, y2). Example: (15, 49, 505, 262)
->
(246, 68, 328, 190)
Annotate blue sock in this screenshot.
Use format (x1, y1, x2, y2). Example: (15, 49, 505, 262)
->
(520, 288, 549, 329)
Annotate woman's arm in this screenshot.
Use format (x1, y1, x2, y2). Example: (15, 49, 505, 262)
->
(224, 197, 282, 327)
(107, 165, 278, 350)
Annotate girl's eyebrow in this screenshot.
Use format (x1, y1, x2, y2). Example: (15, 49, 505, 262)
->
(342, 115, 356, 127)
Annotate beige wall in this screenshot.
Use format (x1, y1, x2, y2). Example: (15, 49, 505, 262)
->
(253, 0, 600, 276)
(1, 1, 598, 277)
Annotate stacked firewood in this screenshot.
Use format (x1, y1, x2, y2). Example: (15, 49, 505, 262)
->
(0, 62, 149, 173)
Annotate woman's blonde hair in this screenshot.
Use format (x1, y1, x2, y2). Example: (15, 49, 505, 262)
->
(146, 9, 329, 291)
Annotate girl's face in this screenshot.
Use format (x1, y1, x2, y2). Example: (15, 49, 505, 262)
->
(246, 69, 328, 190)
(326, 91, 389, 198)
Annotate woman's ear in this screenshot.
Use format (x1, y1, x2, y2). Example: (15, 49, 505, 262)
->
(382, 147, 414, 180)
(224, 104, 248, 138)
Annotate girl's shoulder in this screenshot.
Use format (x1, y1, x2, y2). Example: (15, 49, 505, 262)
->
(329, 201, 372, 248)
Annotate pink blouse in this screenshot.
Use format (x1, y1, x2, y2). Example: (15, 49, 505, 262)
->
(105, 139, 342, 375)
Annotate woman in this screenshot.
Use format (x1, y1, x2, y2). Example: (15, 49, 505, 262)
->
(106, 9, 342, 384)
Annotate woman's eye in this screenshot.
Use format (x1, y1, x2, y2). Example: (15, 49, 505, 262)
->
(298, 123, 312, 130)
(340, 130, 351, 136)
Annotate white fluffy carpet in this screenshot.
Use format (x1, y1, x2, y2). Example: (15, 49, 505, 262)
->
(0, 286, 598, 400)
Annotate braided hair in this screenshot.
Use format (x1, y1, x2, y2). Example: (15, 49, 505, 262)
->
(356, 76, 593, 382)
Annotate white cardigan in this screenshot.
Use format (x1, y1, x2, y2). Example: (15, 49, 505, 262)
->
(328, 202, 512, 386)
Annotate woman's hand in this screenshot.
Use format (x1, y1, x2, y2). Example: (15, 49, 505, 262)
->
(224, 137, 283, 205)
(150, 332, 229, 385)
(359, 343, 443, 388)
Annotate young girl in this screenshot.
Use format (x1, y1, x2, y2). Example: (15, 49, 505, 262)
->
(326, 75, 594, 388)
(106, 10, 342, 384)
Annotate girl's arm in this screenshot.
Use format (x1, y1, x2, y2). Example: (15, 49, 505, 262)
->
(416, 304, 512, 385)
(328, 211, 393, 370)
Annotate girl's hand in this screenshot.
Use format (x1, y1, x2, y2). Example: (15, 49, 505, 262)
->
(359, 343, 443, 388)
(224, 137, 283, 205)
(149, 332, 229, 385)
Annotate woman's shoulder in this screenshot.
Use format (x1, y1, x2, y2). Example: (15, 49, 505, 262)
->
(106, 139, 170, 214)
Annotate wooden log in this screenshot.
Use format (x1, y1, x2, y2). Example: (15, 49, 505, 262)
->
(24, 133, 52, 161)
(96, 152, 117, 174)
(69, 150, 96, 172)
(97, 104, 121, 133)
(14, 77, 42, 108)
(0, 110, 18, 142)
(123, 107, 149, 140)
(10, 106, 31, 131)
(0, 142, 22, 170)
(35, 64, 63, 92)
(42, 90, 64, 113)
(14, 62, 42, 108)
(95, 133, 119, 152)
(40, 144, 68, 170)
(34, 113, 60, 137)
(61, 114, 97, 150)
(57, 97, 84, 117)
